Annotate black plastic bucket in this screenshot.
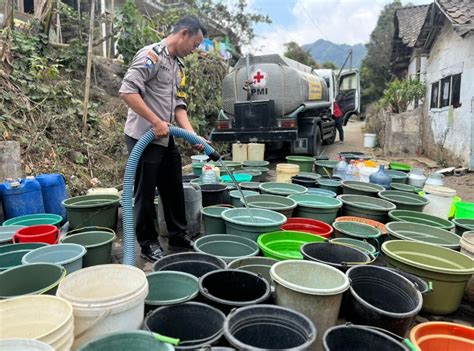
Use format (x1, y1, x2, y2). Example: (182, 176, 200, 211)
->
(224, 304, 316, 350)
(144, 302, 225, 350)
(386, 268, 430, 295)
(152, 252, 227, 278)
(199, 269, 271, 313)
(346, 266, 422, 337)
(323, 324, 409, 350)
(201, 184, 230, 207)
(182, 174, 200, 183)
(301, 242, 372, 272)
(291, 176, 317, 188)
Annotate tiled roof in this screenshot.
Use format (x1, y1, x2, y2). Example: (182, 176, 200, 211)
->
(396, 5, 430, 47)
(437, 0, 474, 26)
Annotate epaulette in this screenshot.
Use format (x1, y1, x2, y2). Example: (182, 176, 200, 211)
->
(152, 43, 165, 56)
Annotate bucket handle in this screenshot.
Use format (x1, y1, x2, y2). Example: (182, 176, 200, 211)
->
(74, 308, 111, 338)
(150, 332, 180, 346)
(340, 251, 377, 266)
(65, 226, 115, 236)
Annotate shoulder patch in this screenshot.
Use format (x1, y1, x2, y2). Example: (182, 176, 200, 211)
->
(144, 50, 159, 69)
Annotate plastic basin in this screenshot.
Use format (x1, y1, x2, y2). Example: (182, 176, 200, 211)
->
(332, 221, 381, 248)
(386, 170, 409, 184)
(386, 222, 460, 249)
(389, 210, 455, 231)
(334, 216, 387, 235)
(297, 172, 321, 180)
(0, 250, 30, 271)
(257, 230, 325, 260)
(288, 194, 343, 224)
(455, 201, 474, 219)
(0, 242, 48, 255)
(409, 322, 474, 351)
(0, 339, 54, 351)
(317, 179, 342, 194)
(301, 242, 372, 271)
(378, 190, 429, 212)
(281, 217, 334, 238)
(22, 243, 87, 274)
(291, 176, 317, 188)
(342, 181, 385, 197)
(221, 208, 287, 242)
(0, 225, 25, 245)
(229, 190, 258, 208)
(238, 182, 261, 192)
(222, 160, 243, 170)
(63, 194, 120, 229)
(306, 187, 337, 198)
(2, 213, 63, 227)
(389, 162, 411, 172)
(331, 238, 378, 257)
(243, 194, 297, 218)
(314, 160, 338, 176)
(338, 194, 397, 223)
(381, 240, 474, 314)
(452, 218, 474, 236)
(201, 206, 229, 235)
(152, 252, 227, 278)
(243, 160, 270, 167)
(193, 234, 259, 263)
(243, 167, 269, 181)
(286, 156, 315, 172)
(0, 263, 66, 298)
(234, 170, 262, 182)
(77, 331, 175, 351)
(391, 183, 417, 193)
(259, 182, 308, 196)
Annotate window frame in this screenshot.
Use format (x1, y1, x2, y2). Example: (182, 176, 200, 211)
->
(430, 73, 462, 110)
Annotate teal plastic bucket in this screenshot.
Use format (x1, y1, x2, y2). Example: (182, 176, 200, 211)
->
(221, 208, 287, 242)
(0, 263, 66, 298)
(145, 271, 199, 312)
(338, 194, 397, 223)
(452, 218, 474, 236)
(244, 194, 298, 218)
(388, 210, 455, 231)
(62, 194, 120, 229)
(229, 190, 258, 207)
(201, 206, 230, 235)
(0, 225, 25, 245)
(342, 181, 385, 197)
(288, 194, 343, 224)
(2, 214, 62, 227)
(22, 243, 87, 274)
(314, 160, 338, 176)
(306, 188, 337, 198)
(333, 221, 381, 249)
(60, 227, 116, 267)
(194, 234, 259, 263)
(378, 190, 429, 212)
(259, 182, 308, 196)
(317, 179, 342, 194)
(0, 242, 47, 255)
(77, 331, 175, 351)
(258, 230, 325, 260)
(0, 250, 30, 271)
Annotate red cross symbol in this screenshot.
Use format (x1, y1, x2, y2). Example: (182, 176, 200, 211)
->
(253, 71, 265, 83)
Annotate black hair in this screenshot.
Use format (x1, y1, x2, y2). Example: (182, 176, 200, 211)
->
(172, 15, 207, 37)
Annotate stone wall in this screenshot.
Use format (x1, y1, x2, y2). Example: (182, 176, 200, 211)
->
(0, 141, 22, 180)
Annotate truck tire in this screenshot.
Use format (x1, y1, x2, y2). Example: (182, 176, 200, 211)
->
(313, 125, 322, 156)
(323, 129, 336, 145)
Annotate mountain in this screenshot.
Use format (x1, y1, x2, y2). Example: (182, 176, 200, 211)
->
(303, 39, 367, 69)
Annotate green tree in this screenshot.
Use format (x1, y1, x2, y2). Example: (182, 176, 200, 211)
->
(382, 78, 425, 113)
(360, 0, 402, 108)
(283, 41, 319, 68)
(322, 61, 337, 70)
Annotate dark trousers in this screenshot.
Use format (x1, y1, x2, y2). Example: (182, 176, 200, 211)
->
(125, 135, 187, 248)
(334, 117, 344, 142)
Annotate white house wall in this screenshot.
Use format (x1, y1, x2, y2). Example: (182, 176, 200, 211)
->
(424, 19, 474, 167)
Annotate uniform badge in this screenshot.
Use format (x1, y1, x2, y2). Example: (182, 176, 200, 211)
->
(144, 51, 158, 68)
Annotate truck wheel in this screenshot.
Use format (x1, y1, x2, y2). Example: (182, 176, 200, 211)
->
(313, 125, 322, 156)
(323, 130, 336, 145)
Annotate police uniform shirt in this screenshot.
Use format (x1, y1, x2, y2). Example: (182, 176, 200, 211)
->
(119, 40, 187, 146)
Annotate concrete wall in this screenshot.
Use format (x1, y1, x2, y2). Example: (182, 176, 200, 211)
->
(383, 108, 422, 156)
(0, 141, 22, 180)
(422, 19, 474, 168)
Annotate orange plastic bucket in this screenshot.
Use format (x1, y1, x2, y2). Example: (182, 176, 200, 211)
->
(410, 322, 474, 351)
(13, 225, 59, 244)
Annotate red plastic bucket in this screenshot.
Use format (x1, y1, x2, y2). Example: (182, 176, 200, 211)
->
(13, 225, 59, 244)
(281, 218, 334, 238)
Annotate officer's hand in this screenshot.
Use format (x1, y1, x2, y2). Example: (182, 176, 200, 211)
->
(152, 119, 169, 138)
(194, 137, 211, 152)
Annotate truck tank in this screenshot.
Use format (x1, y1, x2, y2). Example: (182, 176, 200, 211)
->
(222, 54, 329, 117)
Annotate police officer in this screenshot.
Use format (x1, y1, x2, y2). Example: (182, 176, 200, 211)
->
(119, 16, 207, 261)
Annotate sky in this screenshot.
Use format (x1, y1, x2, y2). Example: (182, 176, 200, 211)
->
(242, 0, 433, 54)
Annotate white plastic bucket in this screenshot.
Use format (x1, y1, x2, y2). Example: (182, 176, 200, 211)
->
(359, 167, 378, 183)
(0, 339, 54, 351)
(248, 143, 265, 161)
(423, 185, 457, 219)
(191, 155, 209, 164)
(276, 163, 300, 183)
(0, 295, 74, 351)
(363, 134, 376, 148)
(232, 143, 248, 162)
(56, 264, 148, 349)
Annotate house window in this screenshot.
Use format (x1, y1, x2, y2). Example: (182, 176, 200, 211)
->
(430, 73, 462, 109)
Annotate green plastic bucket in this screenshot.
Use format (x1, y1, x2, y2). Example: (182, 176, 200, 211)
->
(286, 156, 315, 173)
(0, 263, 66, 298)
(332, 221, 381, 249)
(385, 222, 460, 250)
(22, 243, 87, 274)
(243, 194, 298, 218)
(389, 162, 411, 172)
(0, 250, 30, 271)
(243, 160, 270, 167)
(77, 331, 175, 351)
(229, 190, 258, 207)
(0, 242, 47, 255)
(288, 194, 343, 224)
(0, 225, 25, 245)
(452, 218, 474, 236)
(259, 182, 308, 196)
(342, 181, 385, 197)
(317, 179, 342, 194)
(382, 240, 474, 315)
(455, 201, 474, 219)
(193, 234, 259, 263)
(201, 206, 229, 235)
(385, 170, 408, 184)
(222, 161, 243, 170)
(388, 210, 455, 231)
(314, 160, 338, 176)
(62, 194, 120, 230)
(257, 230, 325, 260)
(60, 227, 116, 267)
(338, 194, 397, 223)
(390, 183, 417, 193)
(2, 214, 62, 227)
(145, 271, 199, 311)
(378, 190, 429, 212)
(221, 208, 287, 242)
(270, 260, 350, 345)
